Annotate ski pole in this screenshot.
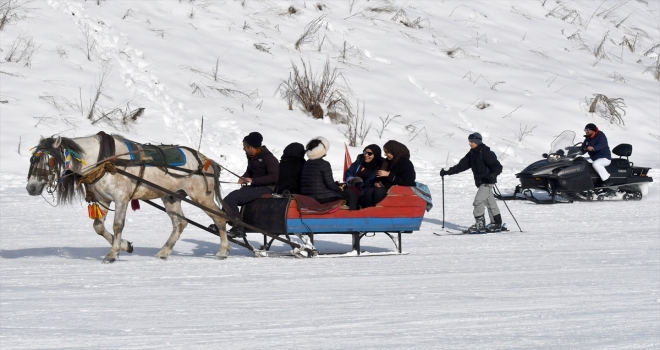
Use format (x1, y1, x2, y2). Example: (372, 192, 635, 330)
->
(441, 175, 445, 229)
(494, 184, 522, 232)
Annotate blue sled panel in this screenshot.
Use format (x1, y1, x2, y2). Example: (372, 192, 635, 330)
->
(287, 217, 423, 233)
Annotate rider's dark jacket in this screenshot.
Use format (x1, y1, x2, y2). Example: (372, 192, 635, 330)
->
(242, 146, 279, 187)
(447, 144, 503, 188)
(583, 130, 611, 160)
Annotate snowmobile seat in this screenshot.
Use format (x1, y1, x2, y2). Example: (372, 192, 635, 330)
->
(612, 143, 632, 158)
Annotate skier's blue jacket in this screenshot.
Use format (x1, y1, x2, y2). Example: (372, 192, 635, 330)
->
(583, 130, 611, 160)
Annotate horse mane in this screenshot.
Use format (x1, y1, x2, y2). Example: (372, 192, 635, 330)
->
(35, 135, 87, 205)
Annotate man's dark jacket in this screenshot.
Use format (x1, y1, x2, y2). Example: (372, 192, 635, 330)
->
(447, 144, 503, 188)
(275, 143, 306, 194)
(375, 156, 416, 189)
(583, 130, 611, 160)
(242, 145, 279, 187)
(300, 158, 342, 200)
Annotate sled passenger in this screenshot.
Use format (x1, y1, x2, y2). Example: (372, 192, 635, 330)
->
(361, 140, 416, 208)
(344, 144, 385, 208)
(440, 133, 503, 233)
(275, 142, 306, 195)
(582, 123, 612, 187)
(300, 137, 357, 208)
(223, 132, 279, 238)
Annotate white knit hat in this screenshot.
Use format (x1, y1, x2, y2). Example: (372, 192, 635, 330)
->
(306, 136, 330, 160)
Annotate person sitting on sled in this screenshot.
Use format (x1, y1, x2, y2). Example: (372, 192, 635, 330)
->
(582, 123, 612, 187)
(361, 140, 416, 208)
(343, 144, 385, 209)
(222, 132, 279, 238)
(299, 136, 357, 208)
(439, 132, 503, 233)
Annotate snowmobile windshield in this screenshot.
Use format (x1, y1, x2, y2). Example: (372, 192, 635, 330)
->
(549, 130, 576, 155)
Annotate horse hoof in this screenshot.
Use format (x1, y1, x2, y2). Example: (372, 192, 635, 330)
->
(126, 241, 134, 253)
(102, 257, 115, 264)
(157, 255, 168, 260)
(215, 254, 227, 260)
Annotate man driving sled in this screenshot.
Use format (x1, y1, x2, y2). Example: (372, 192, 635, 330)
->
(222, 132, 279, 238)
(440, 133, 504, 233)
(582, 123, 612, 187)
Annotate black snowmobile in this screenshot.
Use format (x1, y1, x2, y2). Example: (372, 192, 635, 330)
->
(498, 130, 653, 203)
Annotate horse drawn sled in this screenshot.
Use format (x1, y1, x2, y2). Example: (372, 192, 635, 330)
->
(26, 132, 429, 262)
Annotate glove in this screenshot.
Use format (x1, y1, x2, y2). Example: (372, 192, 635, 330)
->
(348, 177, 364, 186)
(440, 169, 448, 177)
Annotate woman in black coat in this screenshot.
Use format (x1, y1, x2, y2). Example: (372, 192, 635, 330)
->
(275, 142, 306, 194)
(361, 140, 416, 208)
(299, 137, 357, 208)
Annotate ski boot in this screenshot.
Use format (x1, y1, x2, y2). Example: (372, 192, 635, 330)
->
(485, 214, 505, 233)
(464, 215, 487, 234)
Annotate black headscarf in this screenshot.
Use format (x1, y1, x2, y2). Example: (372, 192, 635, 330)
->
(382, 140, 410, 167)
(362, 144, 383, 170)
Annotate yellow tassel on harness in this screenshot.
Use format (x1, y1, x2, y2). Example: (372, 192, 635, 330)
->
(88, 203, 107, 219)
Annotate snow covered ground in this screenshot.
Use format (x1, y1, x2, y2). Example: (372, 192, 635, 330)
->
(1, 0, 659, 348)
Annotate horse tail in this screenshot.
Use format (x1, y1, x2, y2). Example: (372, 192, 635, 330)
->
(211, 160, 224, 208)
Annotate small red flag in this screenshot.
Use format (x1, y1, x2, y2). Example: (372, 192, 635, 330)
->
(343, 143, 352, 182)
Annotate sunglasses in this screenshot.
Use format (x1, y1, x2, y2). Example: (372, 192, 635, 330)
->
(364, 151, 374, 156)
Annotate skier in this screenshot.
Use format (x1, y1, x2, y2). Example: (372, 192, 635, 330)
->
(440, 132, 503, 233)
(582, 123, 612, 187)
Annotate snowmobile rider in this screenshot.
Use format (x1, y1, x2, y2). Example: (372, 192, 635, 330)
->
(439, 132, 503, 233)
(222, 132, 279, 238)
(582, 123, 612, 187)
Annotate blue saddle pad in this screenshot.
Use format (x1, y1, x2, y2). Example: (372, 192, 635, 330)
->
(124, 140, 186, 167)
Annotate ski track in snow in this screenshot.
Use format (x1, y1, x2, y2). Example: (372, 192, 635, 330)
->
(1, 170, 659, 349)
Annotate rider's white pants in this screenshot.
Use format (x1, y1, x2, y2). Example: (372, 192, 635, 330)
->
(588, 158, 611, 181)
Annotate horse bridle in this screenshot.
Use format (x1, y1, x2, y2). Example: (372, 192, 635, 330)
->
(28, 149, 62, 196)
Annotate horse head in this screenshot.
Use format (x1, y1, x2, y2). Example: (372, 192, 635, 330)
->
(26, 135, 85, 203)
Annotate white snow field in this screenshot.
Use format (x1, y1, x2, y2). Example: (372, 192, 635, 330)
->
(1, 0, 659, 349)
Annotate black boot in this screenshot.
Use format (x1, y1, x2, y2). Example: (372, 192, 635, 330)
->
(227, 225, 246, 238)
(486, 214, 503, 232)
(601, 179, 613, 187)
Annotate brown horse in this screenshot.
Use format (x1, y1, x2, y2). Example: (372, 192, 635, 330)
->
(26, 134, 230, 263)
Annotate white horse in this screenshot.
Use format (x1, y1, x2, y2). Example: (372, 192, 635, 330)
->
(26, 134, 230, 263)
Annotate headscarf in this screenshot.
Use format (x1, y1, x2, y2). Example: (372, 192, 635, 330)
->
(382, 140, 410, 167)
(362, 144, 383, 170)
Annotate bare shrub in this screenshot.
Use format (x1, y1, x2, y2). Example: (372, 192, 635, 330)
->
(91, 103, 144, 132)
(86, 63, 113, 120)
(391, 8, 427, 29)
(593, 31, 610, 59)
(587, 94, 626, 125)
(288, 6, 298, 15)
(608, 72, 626, 83)
(79, 22, 97, 60)
(254, 43, 270, 53)
(279, 58, 349, 121)
(342, 100, 372, 147)
(295, 15, 324, 51)
(514, 124, 537, 142)
(376, 114, 400, 139)
(476, 101, 491, 109)
(643, 58, 660, 81)
(4, 34, 34, 66)
(0, 0, 32, 31)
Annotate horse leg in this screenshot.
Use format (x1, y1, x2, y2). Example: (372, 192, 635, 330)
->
(193, 195, 229, 260)
(104, 199, 129, 263)
(92, 200, 133, 253)
(155, 196, 188, 259)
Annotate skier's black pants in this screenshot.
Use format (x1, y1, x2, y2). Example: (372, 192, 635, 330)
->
(223, 186, 272, 223)
(361, 187, 388, 208)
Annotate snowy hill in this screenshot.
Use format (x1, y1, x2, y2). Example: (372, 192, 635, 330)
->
(1, 1, 659, 349)
(1, 0, 659, 174)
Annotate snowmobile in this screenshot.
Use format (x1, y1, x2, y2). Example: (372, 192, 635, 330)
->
(498, 130, 653, 203)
